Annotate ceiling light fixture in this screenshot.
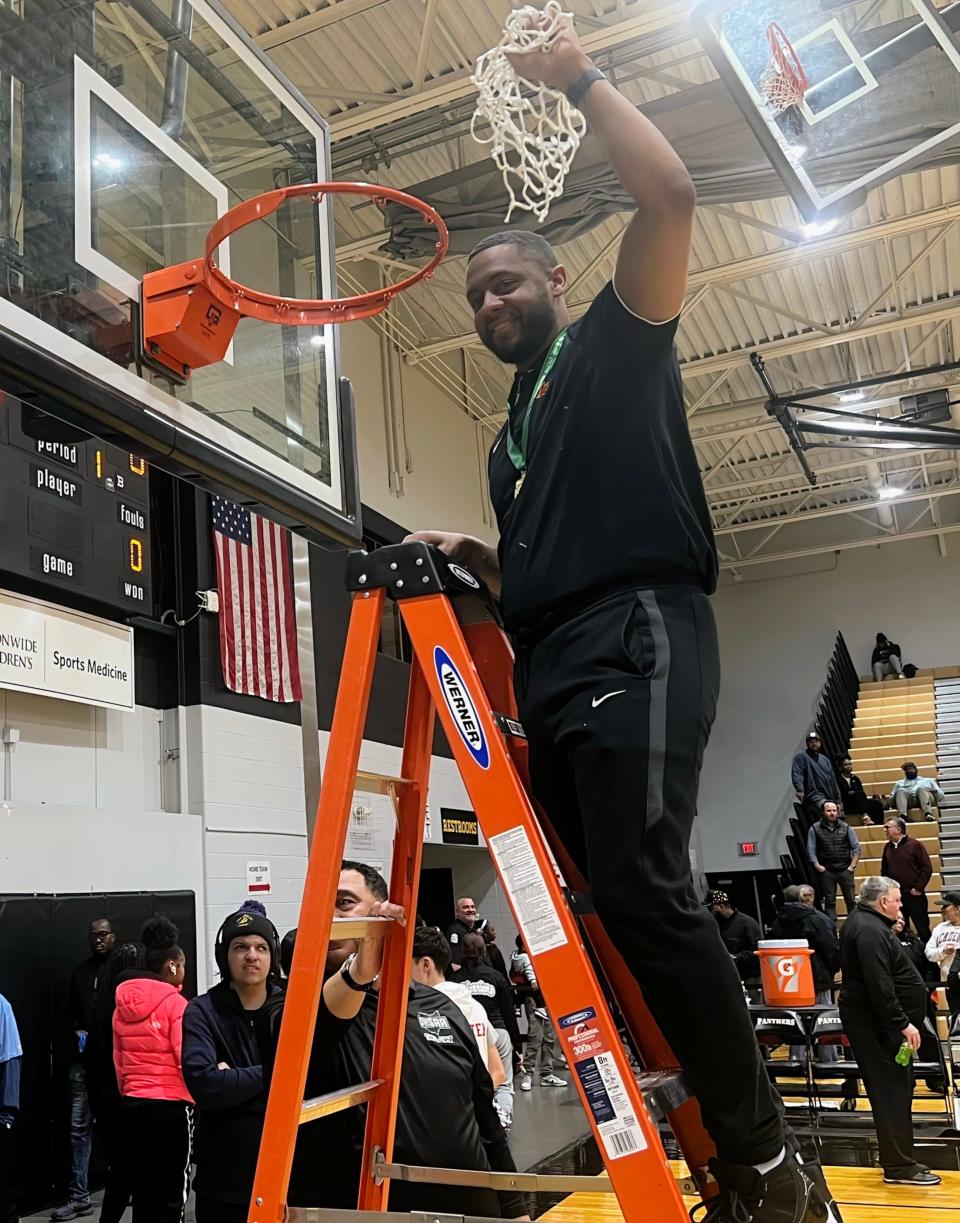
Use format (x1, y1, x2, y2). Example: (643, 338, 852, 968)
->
(877, 486, 905, 500)
(801, 219, 838, 240)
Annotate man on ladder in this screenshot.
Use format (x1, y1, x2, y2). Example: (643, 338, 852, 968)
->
(409, 16, 836, 1223)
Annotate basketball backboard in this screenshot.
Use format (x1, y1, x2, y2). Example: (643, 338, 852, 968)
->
(693, 0, 960, 224)
(0, 0, 360, 545)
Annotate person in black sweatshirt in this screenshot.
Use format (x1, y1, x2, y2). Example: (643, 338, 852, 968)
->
(181, 905, 281, 1223)
(838, 876, 939, 1187)
(872, 634, 905, 682)
(450, 932, 524, 1130)
(706, 892, 762, 991)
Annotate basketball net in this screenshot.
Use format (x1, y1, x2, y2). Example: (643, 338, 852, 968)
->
(760, 22, 809, 116)
(472, 2, 586, 223)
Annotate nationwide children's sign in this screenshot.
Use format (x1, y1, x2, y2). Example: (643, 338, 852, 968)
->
(0, 587, 134, 711)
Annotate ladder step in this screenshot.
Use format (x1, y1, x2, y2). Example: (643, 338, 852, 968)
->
(354, 770, 415, 796)
(636, 1069, 692, 1121)
(330, 916, 399, 939)
(299, 1079, 383, 1124)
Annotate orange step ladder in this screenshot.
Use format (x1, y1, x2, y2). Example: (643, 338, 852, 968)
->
(248, 541, 716, 1222)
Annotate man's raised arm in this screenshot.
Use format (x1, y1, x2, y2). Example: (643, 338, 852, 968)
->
(508, 19, 695, 323)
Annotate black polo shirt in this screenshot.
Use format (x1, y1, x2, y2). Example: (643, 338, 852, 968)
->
(488, 282, 717, 633)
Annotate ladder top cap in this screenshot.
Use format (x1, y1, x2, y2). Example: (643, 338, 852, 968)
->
(345, 540, 491, 605)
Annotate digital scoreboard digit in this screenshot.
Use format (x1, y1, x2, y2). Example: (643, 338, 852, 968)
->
(0, 395, 153, 613)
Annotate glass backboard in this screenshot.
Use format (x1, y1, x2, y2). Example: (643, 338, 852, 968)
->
(0, 0, 359, 545)
(693, 0, 960, 223)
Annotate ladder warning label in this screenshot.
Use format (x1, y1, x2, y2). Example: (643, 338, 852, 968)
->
(559, 1006, 647, 1162)
(489, 825, 567, 956)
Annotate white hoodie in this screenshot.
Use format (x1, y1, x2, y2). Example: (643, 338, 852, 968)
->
(434, 980, 496, 1069)
(925, 919, 960, 978)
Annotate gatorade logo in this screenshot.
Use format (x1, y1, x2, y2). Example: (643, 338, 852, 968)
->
(775, 956, 800, 994)
(434, 647, 490, 769)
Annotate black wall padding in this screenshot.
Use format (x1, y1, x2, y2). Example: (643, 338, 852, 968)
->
(0, 891, 196, 1213)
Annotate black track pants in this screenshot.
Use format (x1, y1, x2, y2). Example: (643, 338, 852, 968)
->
(838, 1013, 918, 1175)
(122, 1099, 192, 1223)
(515, 585, 783, 1165)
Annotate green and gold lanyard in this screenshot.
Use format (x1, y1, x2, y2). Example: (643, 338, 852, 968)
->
(505, 328, 567, 498)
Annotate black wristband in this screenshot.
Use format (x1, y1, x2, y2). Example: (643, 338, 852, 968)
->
(565, 67, 605, 108)
(339, 954, 373, 993)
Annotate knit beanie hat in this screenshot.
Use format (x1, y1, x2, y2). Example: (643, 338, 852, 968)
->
(215, 904, 280, 977)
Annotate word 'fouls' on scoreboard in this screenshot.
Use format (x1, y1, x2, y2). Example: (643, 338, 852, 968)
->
(0, 394, 153, 614)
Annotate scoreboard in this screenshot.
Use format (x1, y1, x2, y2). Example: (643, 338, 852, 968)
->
(0, 395, 153, 613)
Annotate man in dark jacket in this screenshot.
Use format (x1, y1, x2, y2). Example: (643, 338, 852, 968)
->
(881, 818, 933, 942)
(182, 906, 281, 1223)
(872, 633, 905, 682)
(807, 802, 861, 920)
(838, 877, 939, 1187)
(445, 897, 479, 971)
(835, 756, 885, 826)
(792, 732, 842, 825)
(706, 892, 762, 990)
(770, 885, 840, 1062)
(52, 917, 117, 1222)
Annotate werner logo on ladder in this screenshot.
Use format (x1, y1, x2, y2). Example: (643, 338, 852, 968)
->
(249, 541, 717, 1223)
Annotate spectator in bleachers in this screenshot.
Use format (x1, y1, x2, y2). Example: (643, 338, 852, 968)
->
(705, 892, 762, 990)
(926, 890, 960, 1026)
(410, 925, 506, 1089)
(112, 918, 193, 1223)
(0, 993, 21, 1223)
(769, 885, 839, 1064)
(889, 763, 945, 822)
(791, 731, 841, 824)
(257, 864, 530, 1219)
(839, 876, 939, 1187)
(446, 898, 479, 971)
(806, 802, 861, 920)
(835, 755, 886, 826)
(872, 633, 906, 682)
(880, 818, 933, 942)
(181, 904, 281, 1223)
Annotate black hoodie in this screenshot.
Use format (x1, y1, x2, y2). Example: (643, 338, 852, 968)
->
(768, 902, 839, 992)
(181, 980, 281, 1205)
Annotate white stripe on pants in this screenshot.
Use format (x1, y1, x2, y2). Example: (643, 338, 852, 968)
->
(493, 1028, 514, 1124)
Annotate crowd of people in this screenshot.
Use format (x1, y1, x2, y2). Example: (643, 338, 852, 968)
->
(0, 873, 577, 1223)
(707, 857, 959, 1190)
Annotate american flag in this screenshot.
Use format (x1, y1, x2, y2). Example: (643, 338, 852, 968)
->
(211, 496, 302, 703)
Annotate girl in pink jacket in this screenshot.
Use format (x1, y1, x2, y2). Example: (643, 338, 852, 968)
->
(113, 917, 193, 1223)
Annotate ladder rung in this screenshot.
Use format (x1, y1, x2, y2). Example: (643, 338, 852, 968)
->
(368, 1152, 699, 1197)
(354, 770, 415, 796)
(299, 1079, 383, 1124)
(330, 916, 397, 939)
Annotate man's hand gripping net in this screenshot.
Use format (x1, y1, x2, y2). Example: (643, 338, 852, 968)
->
(472, 2, 586, 223)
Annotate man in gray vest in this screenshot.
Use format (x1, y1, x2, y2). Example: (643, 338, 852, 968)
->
(807, 801, 861, 919)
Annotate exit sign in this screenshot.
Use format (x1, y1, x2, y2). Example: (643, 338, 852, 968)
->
(738, 841, 759, 857)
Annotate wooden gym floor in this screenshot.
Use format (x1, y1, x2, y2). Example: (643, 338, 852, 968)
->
(542, 1162, 960, 1220)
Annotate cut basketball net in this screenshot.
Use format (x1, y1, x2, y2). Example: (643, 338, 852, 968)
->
(760, 22, 809, 115)
(472, 2, 586, 222)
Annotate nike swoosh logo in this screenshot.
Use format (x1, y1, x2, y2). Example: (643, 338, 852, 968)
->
(591, 690, 626, 708)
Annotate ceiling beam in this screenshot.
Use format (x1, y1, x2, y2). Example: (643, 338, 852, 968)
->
(256, 0, 391, 51)
(679, 297, 960, 380)
(405, 200, 960, 363)
(719, 522, 960, 571)
(716, 482, 960, 537)
(326, 1, 690, 139)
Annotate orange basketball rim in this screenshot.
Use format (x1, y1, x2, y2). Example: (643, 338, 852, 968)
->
(140, 181, 448, 382)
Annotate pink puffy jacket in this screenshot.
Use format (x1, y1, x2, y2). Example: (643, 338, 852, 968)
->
(113, 976, 193, 1102)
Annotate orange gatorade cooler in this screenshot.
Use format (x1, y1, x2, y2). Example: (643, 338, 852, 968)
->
(755, 939, 815, 1007)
